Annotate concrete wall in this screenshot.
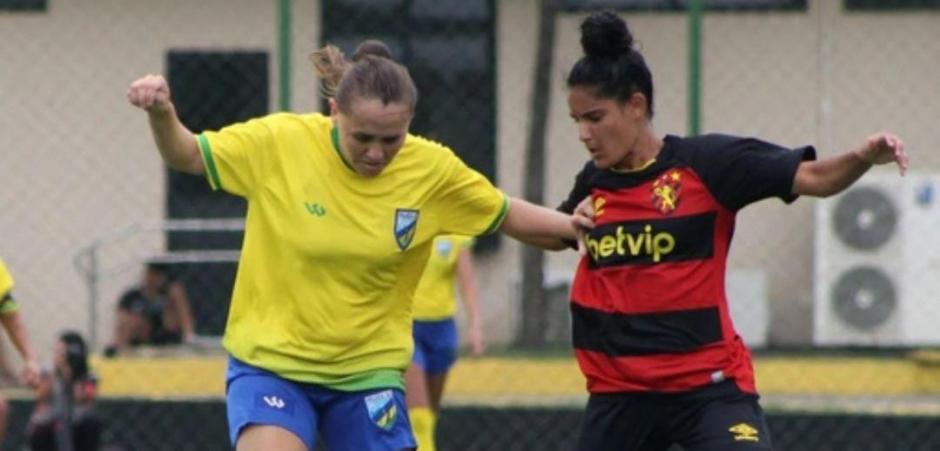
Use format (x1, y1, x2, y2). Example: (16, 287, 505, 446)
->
(1, 0, 937, 360)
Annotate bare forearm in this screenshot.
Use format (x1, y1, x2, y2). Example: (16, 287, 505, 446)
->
(794, 132, 908, 197)
(793, 151, 870, 197)
(170, 284, 196, 338)
(1, 312, 35, 363)
(499, 198, 576, 249)
(456, 253, 481, 327)
(149, 106, 202, 174)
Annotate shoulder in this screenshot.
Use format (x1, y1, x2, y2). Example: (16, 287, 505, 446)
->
(666, 133, 783, 167)
(398, 133, 461, 171)
(255, 112, 330, 133)
(668, 133, 750, 155)
(404, 134, 455, 157)
(567, 160, 602, 190)
(221, 112, 329, 134)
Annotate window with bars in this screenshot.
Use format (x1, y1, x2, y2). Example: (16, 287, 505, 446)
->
(561, 0, 806, 12)
(0, 0, 45, 12)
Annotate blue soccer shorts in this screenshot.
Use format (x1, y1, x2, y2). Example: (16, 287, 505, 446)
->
(412, 318, 459, 375)
(226, 356, 416, 451)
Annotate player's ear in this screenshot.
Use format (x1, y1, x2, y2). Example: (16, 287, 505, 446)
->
(627, 92, 647, 119)
(328, 98, 339, 117)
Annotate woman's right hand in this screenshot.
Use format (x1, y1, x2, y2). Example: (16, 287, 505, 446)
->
(127, 74, 172, 114)
(573, 196, 595, 256)
(22, 359, 41, 389)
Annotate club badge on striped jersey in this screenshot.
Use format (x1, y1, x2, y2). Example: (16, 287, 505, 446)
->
(394, 209, 419, 251)
(651, 170, 682, 215)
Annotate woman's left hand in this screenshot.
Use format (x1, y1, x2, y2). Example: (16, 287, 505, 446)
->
(856, 132, 908, 175)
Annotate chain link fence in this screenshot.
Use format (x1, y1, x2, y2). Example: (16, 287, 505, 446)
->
(2, 0, 940, 449)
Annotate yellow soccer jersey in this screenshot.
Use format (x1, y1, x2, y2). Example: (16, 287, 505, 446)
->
(0, 258, 20, 315)
(197, 113, 507, 391)
(412, 235, 474, 321)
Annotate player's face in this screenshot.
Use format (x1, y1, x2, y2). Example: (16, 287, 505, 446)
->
(567, 86, 646, 170)
(142, 268, 166, 291)
(332, 98, 413, 177)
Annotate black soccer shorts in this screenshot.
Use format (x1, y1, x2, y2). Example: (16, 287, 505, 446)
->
(576, 380, 772, 451)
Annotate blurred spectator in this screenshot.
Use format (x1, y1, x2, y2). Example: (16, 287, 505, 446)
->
(0, 257, 41, 445)
(27, 330, 103, 451)
(104, 261, 196, 357)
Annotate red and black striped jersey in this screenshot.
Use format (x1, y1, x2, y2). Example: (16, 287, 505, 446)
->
(559, 134, 815, 395)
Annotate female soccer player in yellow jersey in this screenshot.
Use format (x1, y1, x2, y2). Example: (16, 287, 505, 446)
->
(405, 235, 482, 451)
(127, 40, 577, 451)
(0, 258, 41, 445)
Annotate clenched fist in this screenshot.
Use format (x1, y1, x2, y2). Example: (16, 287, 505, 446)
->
(127, 74, 172, 114)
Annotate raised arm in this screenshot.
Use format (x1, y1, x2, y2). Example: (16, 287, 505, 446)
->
(793, 132, 907, 197)
(127, 74, 204, 174)
(499, 198, 577, 251)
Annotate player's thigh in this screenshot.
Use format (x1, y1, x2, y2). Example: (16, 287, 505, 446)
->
(678, 395, 772, 451)
(404, 362, 430, 408)
(236, 425, 306, 451)
(319, 388, 416, 451)
(227, 360, 317, 451)
(576, 394, 670, 451)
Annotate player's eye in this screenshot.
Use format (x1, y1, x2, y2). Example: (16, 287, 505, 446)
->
(353, 133, 374, 144)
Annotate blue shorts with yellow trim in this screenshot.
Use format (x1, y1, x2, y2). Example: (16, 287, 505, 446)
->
(412, 318, 458, 375)
(225, 356, 415, 451)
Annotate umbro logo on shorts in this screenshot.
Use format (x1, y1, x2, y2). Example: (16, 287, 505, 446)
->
(263, 396, 285, 408)
(255, 393, 294, 414)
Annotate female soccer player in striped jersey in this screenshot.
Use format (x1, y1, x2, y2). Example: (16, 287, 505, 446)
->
(554, 11, 908, 451)
(127, 40, 577, 451)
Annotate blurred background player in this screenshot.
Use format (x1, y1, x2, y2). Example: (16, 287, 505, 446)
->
(27, 330, 103, 451)
(104, 260, 196, 357)
(406, 235, 484, 451)
(0, 257, 41, 445)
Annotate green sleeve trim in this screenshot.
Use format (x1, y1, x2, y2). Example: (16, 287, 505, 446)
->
(482, 193, 510, 235)
(0, 293, 19, 315)
(197, 134, 223, 191)
(330, 126, 356, 171)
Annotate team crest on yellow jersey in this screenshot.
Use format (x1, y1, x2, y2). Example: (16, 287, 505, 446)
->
(651, 170, 682, 214)
(395, 209, 419, 250)
(728, 423, 760, 442)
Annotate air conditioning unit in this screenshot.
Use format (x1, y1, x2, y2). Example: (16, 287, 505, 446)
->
(814, 172, 940, 346)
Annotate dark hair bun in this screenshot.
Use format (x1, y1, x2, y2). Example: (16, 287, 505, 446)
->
(353, 39, 393, 62)
(580, 11, 634, 59)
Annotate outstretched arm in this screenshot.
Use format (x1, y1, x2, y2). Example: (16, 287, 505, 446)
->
(127, 74, 203, 174)
(793, 132, 907, 197)
(499, 198, 576, 250)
